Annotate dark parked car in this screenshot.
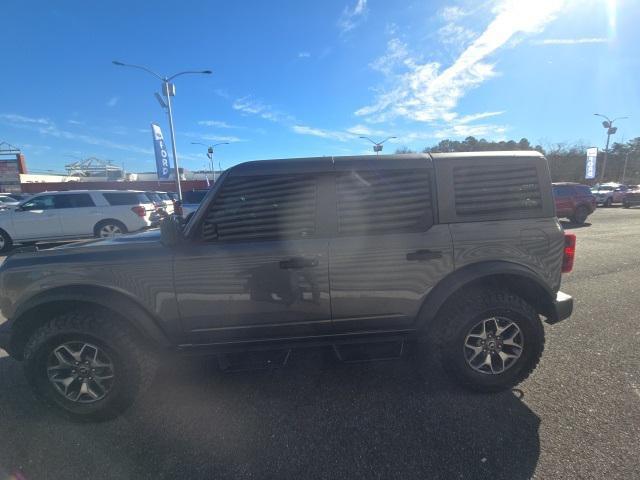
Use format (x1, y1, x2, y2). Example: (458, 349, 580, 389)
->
(0, 152, 574, 420)
(552, 182, 596, 224)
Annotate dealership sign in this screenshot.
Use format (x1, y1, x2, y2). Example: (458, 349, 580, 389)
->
(585, 147, 597, 179)
(151, 123, 171, 179)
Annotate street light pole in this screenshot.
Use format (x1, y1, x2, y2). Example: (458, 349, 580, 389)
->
(191, 141, 228, 183)
(594, 113, 628, 182)
(162, 81, 183, 200)
(112, 61, 212, 202)
(359, 136, 397, 156)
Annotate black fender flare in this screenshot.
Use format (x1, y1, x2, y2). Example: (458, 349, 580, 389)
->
(9, 285, 172, 358)
(416, 260, 557, 330)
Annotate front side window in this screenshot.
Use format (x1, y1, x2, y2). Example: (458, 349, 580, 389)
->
(202, 175, 317, 242)
(20, 195, 56, 210)
(336, 169, 433, 235)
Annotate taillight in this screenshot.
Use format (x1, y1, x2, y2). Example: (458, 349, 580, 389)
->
(131, 205, 146, 217)
(562, 233, 576, 273)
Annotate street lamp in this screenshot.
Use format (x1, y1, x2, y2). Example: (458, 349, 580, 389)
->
(594, 113, 628, 182)
(112, 60, 212, 201)
(191, 141, 229, 183)
(360, 136, 397, 156)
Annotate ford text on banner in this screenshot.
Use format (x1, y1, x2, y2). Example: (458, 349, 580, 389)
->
(151, 123, 171, 179)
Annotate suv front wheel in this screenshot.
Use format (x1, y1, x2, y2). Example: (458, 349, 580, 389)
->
(436, 290, 544, 392)
(23, 308, 158, 420)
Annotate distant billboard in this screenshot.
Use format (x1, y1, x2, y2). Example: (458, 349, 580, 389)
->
(585, 147, 597, 180)
(0, 157, 22, 193)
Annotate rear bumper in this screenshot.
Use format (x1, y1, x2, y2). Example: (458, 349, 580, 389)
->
(546, 291, 573, 324)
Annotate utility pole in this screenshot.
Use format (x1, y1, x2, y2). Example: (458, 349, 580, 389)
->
(594, 113, 628, 182)
(622, 151, 630, 184)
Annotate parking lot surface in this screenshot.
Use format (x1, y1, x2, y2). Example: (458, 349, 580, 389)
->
(1, 208, 639, 479)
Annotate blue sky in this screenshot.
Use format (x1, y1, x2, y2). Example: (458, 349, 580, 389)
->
(0, 0, 638, 173)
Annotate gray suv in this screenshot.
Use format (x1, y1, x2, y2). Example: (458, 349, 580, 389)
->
(0, 151, 574, 420)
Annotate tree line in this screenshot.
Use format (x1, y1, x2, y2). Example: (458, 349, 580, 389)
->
(396, 136, 640, 185)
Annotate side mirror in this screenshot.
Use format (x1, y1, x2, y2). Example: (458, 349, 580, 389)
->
(160, 216, 184, 247)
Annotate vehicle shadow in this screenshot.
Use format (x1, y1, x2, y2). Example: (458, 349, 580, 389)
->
(0, 347, 541, 480)
(560, 220, 592, 229)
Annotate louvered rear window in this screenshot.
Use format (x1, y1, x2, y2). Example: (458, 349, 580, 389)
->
(203, 175, 317, 241)
(453, 164, 542, 217)
(337, 169, 432, 235)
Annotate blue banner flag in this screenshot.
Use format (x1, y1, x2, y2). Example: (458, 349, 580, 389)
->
(151, 123, 171, 179)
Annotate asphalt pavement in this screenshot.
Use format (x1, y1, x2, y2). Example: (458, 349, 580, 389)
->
(1, 208, 639, 479)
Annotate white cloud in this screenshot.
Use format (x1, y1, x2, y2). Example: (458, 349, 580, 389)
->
(106, 96, 119, 107)
(0, 113, 152, 155)
(197, 120, 238, 129)
(298, 51, 311, 58)
(182, 131, 243, 143)
(232, 96, 294, 123)
(0, 113, 50, 125)
(438, 23, 476, 48)
(357, 0, 566, 129)
(338, 0, 368, 33)
(533, 37, 609, 45)
(434, 123, 508, 139)
(292, 125, 353, 142)
(67, 119, 84, 125)
(440, 5, 467, 22)
(345, 124, 386, 136)
(370, 38, 410, 75)
(455, 111, 505, 124)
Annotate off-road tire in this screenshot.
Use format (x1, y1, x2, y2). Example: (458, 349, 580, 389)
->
(435, 289, 545, 392)
(570, 205, 589, 224)
(23, 308, 158, 421)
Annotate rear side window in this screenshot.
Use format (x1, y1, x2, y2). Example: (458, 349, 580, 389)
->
(453, 164, 542, 217)
(103, 192, 150, 206)
(54, 193, 95, 208)
(336, 169, 433, 235)
(553, 186, 574, 197)
(202, 175, 317, 242)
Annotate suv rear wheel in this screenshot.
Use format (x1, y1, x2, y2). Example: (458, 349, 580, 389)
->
(23, 308, 157, 421)
(570, 205, 589, 224)
(436, 290, 544, 392)
(94, 220, 127, 238)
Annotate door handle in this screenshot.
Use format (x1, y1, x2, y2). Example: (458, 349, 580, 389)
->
(406, 249, 442, 261)
(279, 257, 319, 269)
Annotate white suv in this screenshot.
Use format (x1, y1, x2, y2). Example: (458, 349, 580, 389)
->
(0, 190, 156, 252)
